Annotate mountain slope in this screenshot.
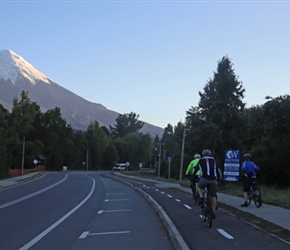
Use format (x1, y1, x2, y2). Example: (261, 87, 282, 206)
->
(0, 50, 163, 136)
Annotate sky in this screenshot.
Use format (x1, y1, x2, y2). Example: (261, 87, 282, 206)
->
(1, 0, 290, 129)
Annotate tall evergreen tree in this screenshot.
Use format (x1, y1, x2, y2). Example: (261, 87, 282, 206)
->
(186, 56, 247, 162)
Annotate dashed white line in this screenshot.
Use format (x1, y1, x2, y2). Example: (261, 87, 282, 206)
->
(184, 204, 192, 209)
(104, 199, 129, 202)
(167, 195, 172, 198)
(97, 209, 131, 214)
(20, 177, 96, 250)
(217, 229, 234, 239)
(175, 199, 181, 202)
(79, 231, 130, 239)
(106, 193, 126, 195)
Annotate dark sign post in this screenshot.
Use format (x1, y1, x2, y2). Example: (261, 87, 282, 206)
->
(168, 157, 171, 179)
(223, 150, 240, 181)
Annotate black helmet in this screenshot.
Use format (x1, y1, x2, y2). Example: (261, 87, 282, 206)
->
(202, 149, 212, 157)
(244, 153, 251, 160)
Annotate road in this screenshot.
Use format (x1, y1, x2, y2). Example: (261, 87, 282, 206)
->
(0, 172, 173, 250)
(107, 172, 290, 250)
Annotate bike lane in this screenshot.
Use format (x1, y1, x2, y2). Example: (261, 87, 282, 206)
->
(112, 175, 290, 250)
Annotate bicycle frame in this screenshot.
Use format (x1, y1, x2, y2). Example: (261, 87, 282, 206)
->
(247, 176, 262, 208)
(201, 185, 213, 228)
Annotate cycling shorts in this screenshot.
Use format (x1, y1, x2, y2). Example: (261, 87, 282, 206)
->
(198, 177, 218, 196)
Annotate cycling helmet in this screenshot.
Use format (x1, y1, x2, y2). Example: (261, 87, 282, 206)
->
(244, 153, 251, 160)
(202, 149, 211, 157)
(194, 154, 201, 159)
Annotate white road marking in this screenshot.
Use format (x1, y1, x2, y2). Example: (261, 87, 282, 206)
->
(175, 199, 181, 202)
(106, 193, 126, 195)
(79, 231, 130, 239)
(167, 195, 172, 198)
(217, 229, 234, 239)
(19, 177, 96, 250)
(104, 199, 130, 202)
(0, 174, 68, 210)
(79, 231, 90, 239)
(97, 209, 131, 214)
(184, 204, 192, 209)
(161, 192, 165, 194)
(155, 189, 159, 191)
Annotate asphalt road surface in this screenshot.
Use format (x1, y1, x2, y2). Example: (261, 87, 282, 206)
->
(108, 172, 290, 250)
(0, 172, 173, 250)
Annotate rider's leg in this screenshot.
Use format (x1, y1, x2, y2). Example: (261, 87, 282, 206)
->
(241, 178, 250, 207)
(243, 191, 248, 201)
(212, 196, 217, 211)
(197, 186, 203, 198)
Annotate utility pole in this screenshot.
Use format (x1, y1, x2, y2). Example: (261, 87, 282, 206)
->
(179, 128, 189, 182)
(156, 143, 165, 178)
(21, 137, 25, 175)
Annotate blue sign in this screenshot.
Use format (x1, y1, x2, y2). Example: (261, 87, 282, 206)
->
(223, 150, 240, 181)
(168, 157, 172, 162)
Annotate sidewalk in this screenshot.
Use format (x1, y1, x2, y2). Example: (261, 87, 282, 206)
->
(1, 172, 289, 232)
(0, 172, 43, 189)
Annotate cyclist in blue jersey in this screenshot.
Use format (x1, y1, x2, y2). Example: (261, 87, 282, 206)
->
(240, 153, 261, 207)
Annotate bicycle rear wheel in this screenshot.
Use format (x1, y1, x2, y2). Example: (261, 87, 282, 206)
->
(201, 202, 207, 222)
(247, 191, 252, 206)
(207, 207, 213, 228)
(207, 195, 213, 228)
(253, 188, 262, 208)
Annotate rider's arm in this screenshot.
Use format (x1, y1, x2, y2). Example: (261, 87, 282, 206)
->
(254, 162, 260, 172)
(192, 164, 199, 177)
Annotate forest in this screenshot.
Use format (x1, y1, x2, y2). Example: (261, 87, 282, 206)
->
(0, 56, 289, 188)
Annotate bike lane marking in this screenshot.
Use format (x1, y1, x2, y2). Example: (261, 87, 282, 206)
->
(217, 229, 234, 239)
(125, 177, 236, 242)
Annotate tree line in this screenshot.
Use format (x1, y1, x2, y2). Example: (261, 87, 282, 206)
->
(1, 56, 289, 188)
(159, 56, 290, 188)
(0, 92, 152, 177)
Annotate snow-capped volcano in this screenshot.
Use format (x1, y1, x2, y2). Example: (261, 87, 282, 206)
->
(0, 50, 50, 84)
(0, 49, 163, 136)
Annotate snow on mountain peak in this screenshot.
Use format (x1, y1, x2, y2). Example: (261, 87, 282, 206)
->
(0, 49, 51, 84)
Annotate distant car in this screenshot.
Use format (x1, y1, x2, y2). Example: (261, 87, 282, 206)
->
(113, 163, 127, 171)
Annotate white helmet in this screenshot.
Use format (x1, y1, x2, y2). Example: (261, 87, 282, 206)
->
(194, 154, 201, 159)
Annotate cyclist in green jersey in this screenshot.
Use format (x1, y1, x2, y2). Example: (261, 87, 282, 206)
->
(186, 153, 201, 189)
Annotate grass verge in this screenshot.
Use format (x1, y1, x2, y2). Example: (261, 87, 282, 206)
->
(121, 171, 290, 210)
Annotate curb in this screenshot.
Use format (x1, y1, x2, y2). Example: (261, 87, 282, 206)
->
(103, 173, 190, 250)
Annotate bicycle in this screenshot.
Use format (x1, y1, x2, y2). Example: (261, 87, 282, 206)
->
(190, 179, 200, 204)
(247, 176, 262, 208)
(201, 184, 213, 228)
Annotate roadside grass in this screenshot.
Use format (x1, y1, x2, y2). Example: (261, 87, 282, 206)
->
(121, 171, 290, 210)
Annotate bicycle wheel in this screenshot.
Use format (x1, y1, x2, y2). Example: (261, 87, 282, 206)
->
(207, 197, 213, 228)
(202, 203, 207, 222)
(201, 196, 207, 222)
(207, 208, 212, 228)
(247, 191, 252, 206)
(253, 188, 262, 208)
